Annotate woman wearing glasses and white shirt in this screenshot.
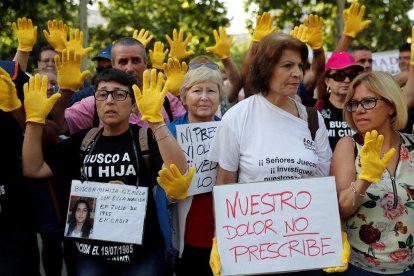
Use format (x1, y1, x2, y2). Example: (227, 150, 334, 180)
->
(332, 71, 414, 275)
(315, 51, 364, 150)
(23, 68, 186, 275)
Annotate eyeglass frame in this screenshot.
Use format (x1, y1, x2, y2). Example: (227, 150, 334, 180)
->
(328, 70, 360, 82)
(344, 97, 388, 112)
(188, 62, 220, 71)
(94, 89, 132, 101)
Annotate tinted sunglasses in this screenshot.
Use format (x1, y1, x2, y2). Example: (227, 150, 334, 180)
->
(188, 62, 219, 71)
(328, 70, 360, 82)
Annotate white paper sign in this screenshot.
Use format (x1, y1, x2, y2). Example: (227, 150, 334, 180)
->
(65, 180, 148, 244)
(213, 176, 343, 276)
(176, 122, 219, 196)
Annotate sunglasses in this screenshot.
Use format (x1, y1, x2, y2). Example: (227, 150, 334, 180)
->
(328, 70, 360, 82)
(345, 97, 387, 112)
(188, 62, 219, 71)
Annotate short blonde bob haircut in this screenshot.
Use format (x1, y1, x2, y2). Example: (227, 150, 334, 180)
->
(344, 71, 407, 131)
(179, 65, 226, 104)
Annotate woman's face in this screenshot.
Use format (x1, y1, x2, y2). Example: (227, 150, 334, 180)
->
(75, 202, 88, 224)
(268, 49, 304, 96)
(350, 84, 394, 134)
(95, 81, 133, 129)
(325, 68, 359, 97)
(185, 80, 220, 122)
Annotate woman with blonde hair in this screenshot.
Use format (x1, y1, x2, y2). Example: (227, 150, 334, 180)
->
(332, 71, 413, 274)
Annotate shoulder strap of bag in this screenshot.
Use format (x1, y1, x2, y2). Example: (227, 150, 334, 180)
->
(305, 106, 319, 141)
(138, 127, 150, 175)
(80, 127, 101, 152)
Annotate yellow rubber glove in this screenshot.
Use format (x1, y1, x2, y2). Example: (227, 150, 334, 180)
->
(55, 48, 90, 92)
(343, 3, 371, 38)
(162, 58, 188, 97)
(323, 231, 351, 273)
(133, 69, 169, 123)
(0, 67, 21, 112)
(149, 41, 169, 70)
(43, 19, 68, 52)
(24, 74, 61, 124)
(12, 17, 38, 52)
(210, 236, 221, 276)
(132, 28, 154, 48)
(252, 11, 276, 42)
(63, 28, 93, 59)
(157, 164, 195, 200)
(165, 29, 194, 60)
(206, 27, 233, 60)
(290, 25, 308, 43)
(358, 130, 396, 183)
(304, 14, 324, 50)
(410, 26, 414, 66)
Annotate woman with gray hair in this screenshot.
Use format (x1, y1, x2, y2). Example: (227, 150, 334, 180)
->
(158, 63, 226, 275)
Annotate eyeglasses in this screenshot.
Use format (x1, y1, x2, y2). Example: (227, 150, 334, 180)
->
(345, 97, 387, 112)
(328, 70, 360, 82)
(94, 89, 130, 101)
(188, 62, 219, 71)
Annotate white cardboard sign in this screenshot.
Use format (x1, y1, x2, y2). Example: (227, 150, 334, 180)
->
(176, 121, 219, 196)
(65, 180, 148, 244)
(213, 176, 343, 275)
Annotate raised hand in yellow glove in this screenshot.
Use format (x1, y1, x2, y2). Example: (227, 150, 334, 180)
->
(43, 19, 68, 52)
(210, 236, 221, 276)
(0, 67, 21, 112)
(149, 41, 169, 70)
(24, 74, 61, 124)
(290, 25, 308, 43)
(165, 29, 194, 60)
(55, 48, 90, 92)
(162, 58, 188, 97)
(12, 17, 37, 52)
(133, 69, 169, 123)
(157, 164, 195, 200)
(304, 14, 324, 50)
(358, 130, 396, 183)
(252, 11, 276, 42)
(323, 231, 351, 273)
(132, 28, 154, 48)
(63, 29, 93, 59)
(206, 27, 233, 60)
(343, 3, 371, 38)
(410, 26, 414, 65)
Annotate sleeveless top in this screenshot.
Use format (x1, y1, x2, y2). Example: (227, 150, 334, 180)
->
(346, 132, 414, 274)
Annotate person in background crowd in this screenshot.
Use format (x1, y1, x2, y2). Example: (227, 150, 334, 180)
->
(332, 71, 413, 275)
(315, 52, 364, 150)
(349, 45, 373, 72)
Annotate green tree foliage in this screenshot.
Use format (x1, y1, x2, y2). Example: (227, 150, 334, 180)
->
(0, 0, 78, 71)
(90, 0, 230, 62)
(244, 0, 413, 51)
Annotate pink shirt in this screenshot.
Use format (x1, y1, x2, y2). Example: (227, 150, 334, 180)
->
(65, 93, 186, 134)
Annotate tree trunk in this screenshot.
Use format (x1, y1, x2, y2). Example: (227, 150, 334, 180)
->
(335, 0, 345, 45)
(78, 0, 88, 71)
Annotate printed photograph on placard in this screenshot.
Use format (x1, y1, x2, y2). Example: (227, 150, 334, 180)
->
(65, 196, 96, 239)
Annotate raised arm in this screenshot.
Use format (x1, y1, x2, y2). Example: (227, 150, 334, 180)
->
(12, 17, 38, 72)
(22, 74, 61, 178)
(133, 69, 187, 173)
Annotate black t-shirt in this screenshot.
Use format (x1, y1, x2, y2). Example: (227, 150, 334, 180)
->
(320, 99, 355, 151)
(45, 124, 163, 262)
(0, 111, 36, 231)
